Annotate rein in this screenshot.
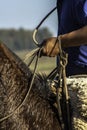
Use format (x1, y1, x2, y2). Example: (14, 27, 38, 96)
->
(0, 4, 72, 130)
(0, 6, 57, 122)
(57, 36, 71, 130)
(33, 6, 57, 47)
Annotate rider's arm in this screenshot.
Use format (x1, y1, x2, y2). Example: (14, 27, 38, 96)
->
(41, 25, 87, 56)
(61, 25, 87, 48)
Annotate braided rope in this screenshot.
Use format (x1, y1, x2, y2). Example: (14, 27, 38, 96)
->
(56, 36, 72, 130)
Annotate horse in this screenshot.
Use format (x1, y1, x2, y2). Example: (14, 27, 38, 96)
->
(0, 42, 61, 130)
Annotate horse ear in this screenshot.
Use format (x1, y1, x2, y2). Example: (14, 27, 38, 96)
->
(0, 41, 22, 63)
(0, 41, 31, 76)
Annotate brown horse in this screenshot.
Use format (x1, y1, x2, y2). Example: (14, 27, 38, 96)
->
(0, 42, 61, 130)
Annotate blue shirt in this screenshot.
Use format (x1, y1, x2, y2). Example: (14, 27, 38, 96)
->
(58, 0, 87, 67)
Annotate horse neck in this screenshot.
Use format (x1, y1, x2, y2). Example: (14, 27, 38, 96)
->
(0, 43, 31, 116)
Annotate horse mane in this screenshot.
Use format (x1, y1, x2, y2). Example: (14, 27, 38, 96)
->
(0, 42, 61, 130)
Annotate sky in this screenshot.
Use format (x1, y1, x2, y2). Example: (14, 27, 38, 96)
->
(0, 0, 58, 35)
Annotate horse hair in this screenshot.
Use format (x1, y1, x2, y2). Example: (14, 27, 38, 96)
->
(0, 42, 61, 130)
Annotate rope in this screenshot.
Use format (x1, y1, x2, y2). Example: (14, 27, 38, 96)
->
(57, 36, 72, 130)
(0, 48, 42, 122)
(0, 4, 63, 125)
(56, 36, 65, 130)
(33, 6, 57, 47)
(0, 5, 57, 122)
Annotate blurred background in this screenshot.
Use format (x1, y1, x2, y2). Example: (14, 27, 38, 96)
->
(0, 0, 58, 74)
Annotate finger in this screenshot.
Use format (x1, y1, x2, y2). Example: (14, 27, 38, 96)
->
(39, 47, 47, 57)
(40, 39, 47, 47)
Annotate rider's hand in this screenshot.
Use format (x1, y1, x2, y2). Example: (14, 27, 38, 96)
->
(41, 37, 59, 57)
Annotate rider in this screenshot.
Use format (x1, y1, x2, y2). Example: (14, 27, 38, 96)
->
(41, 0, 87, 76)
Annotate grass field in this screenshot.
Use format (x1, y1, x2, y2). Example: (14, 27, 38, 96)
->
(15, 50, 56, 74)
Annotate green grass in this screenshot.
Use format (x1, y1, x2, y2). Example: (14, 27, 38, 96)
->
(15, 50, 56, 74)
